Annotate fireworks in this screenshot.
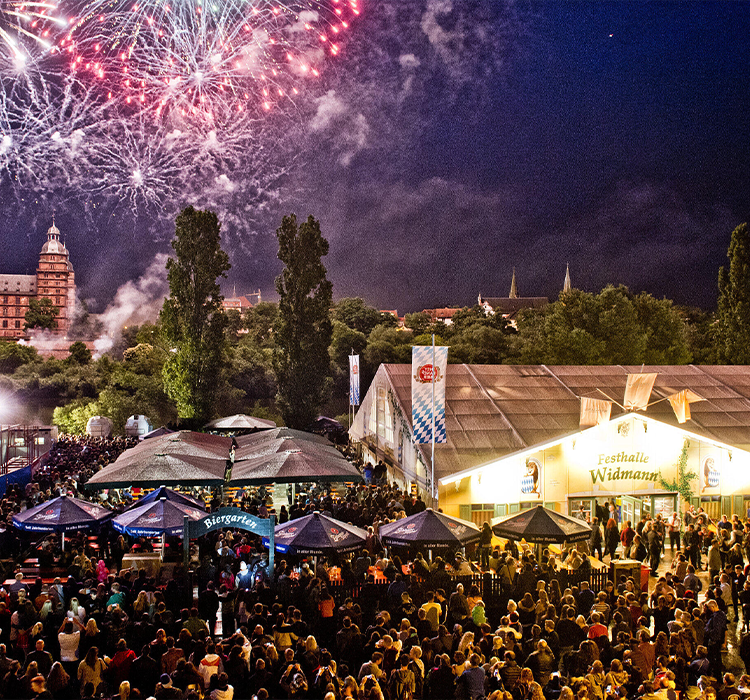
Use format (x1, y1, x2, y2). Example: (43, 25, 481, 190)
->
(0, 0, 361, 232)
(59, 0, 360, 120)
(0, 0, 62, 65)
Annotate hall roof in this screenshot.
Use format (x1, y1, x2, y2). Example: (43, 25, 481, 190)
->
(367, 364, 750, 480)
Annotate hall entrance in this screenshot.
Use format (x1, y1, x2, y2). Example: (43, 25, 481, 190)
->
(619, 494, 677, 524)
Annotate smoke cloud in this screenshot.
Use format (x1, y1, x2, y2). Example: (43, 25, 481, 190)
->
(92, 253, 170, 356)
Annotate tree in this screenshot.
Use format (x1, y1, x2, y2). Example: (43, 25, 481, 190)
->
(632, 292, 691, 364)
(273, 214, 333, 429)
(243, 302, 278, 348)
(332, 298, 388, 335)
(512, 285, 690, 365)
(159, 206, 231, 423)
(24, 297, 59, 330)
(67, 341, 92, 365)
(0, 342, 39, 374)
(717, 222, 750, 363)
(404, 311, 431, 334)
(450, 324, 509, 364)
(364, 326, 414, 367)
(52, 399, 101, 434)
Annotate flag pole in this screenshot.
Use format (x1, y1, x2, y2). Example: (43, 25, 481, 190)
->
(431, 334, 436, 506)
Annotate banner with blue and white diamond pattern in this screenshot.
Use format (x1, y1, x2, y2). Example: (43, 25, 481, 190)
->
(411, 345, 449, 444)
(349, 354, 360, 406)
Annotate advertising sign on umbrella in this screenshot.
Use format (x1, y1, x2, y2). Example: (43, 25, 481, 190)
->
(13, 495, 113, 549)
(263, 511, 367, 555)
(379, 508, 481, 550)
(113, 497, 206, 538)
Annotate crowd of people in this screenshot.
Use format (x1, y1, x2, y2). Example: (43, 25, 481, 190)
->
(0, 437, 748, 700)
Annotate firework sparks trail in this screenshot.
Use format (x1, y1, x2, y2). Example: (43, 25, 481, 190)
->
(0, 0, 64, 65)
(0, 72, 108, 194)
(60, 0, 360, 120)
(78, 108, 298, 229)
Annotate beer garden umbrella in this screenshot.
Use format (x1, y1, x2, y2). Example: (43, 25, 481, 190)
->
(491, 505, 592, 544)
(205, 414, 276, 431)
(136, 485, 205, 509)
(378, 508, 482, 551)
(112, 496, 206, 537)
(234, 427, 331, 452)
(12, 495, 113, 549)
(491, 504, 592, 560)
(230, 445, 362, 485)
(263, 511, 368, 555)
(85, 432, 229, 488)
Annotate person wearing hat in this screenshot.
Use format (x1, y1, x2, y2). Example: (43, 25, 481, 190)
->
(154, 673, 183, 700)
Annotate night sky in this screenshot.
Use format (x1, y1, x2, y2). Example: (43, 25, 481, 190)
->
(2, 0, 749, 317)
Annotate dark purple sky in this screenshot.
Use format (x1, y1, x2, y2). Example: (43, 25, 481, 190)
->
(2, 1, 749, 316)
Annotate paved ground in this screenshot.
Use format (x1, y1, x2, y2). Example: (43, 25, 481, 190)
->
(616, 545, 745, 676)
(262, 491, 747, 675)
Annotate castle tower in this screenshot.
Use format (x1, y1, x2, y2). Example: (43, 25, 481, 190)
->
(563, 263, 572, 293)
(509, 268, 518, 299)
(36, 219, 75, 334)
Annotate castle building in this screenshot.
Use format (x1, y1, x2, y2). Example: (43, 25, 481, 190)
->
(0, 221, 76, 339)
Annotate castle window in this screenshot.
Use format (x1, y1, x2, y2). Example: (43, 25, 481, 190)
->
(2, 321, 6, 328)
(14, 321, 19, 328)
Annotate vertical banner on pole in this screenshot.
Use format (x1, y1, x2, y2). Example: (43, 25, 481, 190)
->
(411, 345, 448, 444)
(349, 354, 360, 406)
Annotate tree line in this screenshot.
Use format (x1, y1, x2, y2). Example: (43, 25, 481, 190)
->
(2, 215, 750, 435)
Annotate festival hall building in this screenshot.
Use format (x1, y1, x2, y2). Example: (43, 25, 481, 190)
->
(0, 221, 76, 339)
(349, 364, 750, 525)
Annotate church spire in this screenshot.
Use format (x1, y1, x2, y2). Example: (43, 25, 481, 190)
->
(509, 268, 518, 299)
(563, 263, 572, 293)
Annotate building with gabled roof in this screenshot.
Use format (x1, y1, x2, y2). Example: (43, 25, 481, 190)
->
(0, 220, 75, 339)
(349, 363, 750, 524)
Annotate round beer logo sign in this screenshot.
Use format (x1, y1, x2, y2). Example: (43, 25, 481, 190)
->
(416, 364, 442, 383)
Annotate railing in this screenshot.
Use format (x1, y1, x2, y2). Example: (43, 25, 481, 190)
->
(291, 566, 614, 610)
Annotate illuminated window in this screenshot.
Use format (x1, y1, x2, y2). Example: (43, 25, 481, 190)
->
(376, 387, 394, 444)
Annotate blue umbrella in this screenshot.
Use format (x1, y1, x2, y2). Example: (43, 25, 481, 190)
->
(136, 486, 205, 510)
(262, 511, 367, 555)
(113, 497, 206, 537)
(12, 495, 113, 550)
(378, 509, 481, 550)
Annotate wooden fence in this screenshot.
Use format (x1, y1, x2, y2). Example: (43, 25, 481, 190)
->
(321, 566, 612, 610)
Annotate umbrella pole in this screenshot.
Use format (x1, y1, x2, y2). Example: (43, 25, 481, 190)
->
(161, 533, 165, 562)
(61, 532, 65, 552)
